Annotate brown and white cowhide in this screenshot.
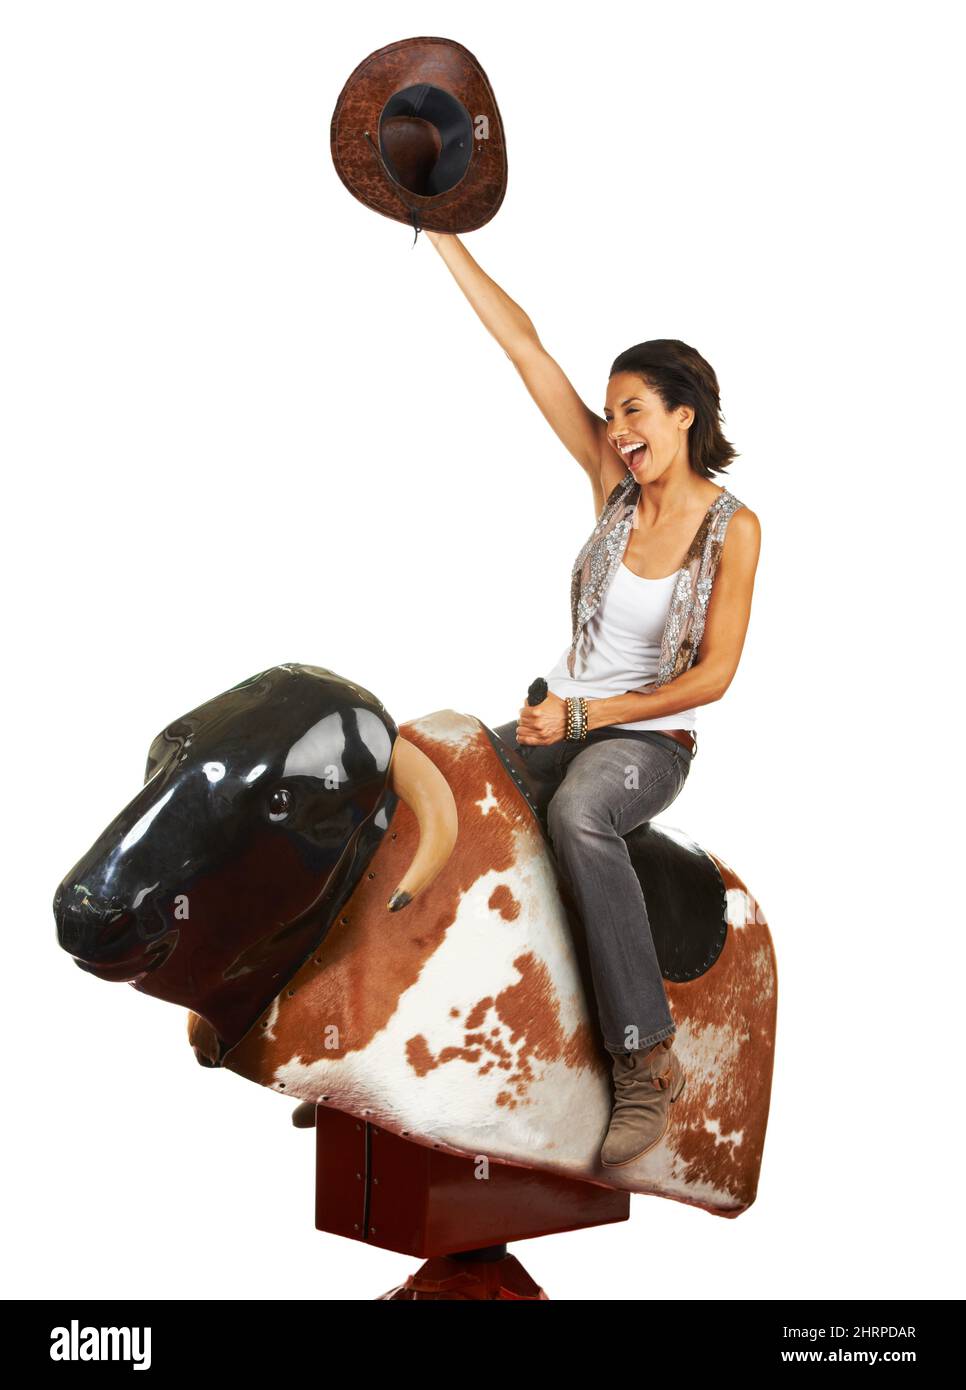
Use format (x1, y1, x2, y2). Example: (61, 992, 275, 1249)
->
(190, 710, 776, 1217)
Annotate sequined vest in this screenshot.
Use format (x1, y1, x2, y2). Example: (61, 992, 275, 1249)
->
(567, 474, 746, 695)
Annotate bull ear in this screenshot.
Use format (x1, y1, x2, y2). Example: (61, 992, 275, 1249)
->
(144, 731, 169, 784)
(144, 717, 195, 784)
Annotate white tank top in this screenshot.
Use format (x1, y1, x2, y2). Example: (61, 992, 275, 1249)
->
(545, 561, 698, 731)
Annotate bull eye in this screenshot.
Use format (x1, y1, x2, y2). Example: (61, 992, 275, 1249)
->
(268, 788, 294, 822)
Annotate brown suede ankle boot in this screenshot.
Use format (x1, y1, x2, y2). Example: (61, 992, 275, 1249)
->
(600, 1036, 686, 1167)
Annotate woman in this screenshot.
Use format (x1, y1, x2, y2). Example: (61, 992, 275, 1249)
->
(426, 231, 761, 1168)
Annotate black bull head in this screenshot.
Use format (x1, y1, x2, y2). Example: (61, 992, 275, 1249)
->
(53, 664, 458, 1064)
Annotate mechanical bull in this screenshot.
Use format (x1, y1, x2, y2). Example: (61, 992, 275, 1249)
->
(54, 663, 777, 1218)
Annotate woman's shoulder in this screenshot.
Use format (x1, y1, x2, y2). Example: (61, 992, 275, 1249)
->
(717, 491, 762, 570)
(725, 495, 760, 531)
(718, 483, 759, 529)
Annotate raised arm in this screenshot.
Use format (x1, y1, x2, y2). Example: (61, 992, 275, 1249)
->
(426, 231, 609, 506)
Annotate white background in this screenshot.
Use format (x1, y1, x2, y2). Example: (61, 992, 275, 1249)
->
(2, 0, 962, 1301)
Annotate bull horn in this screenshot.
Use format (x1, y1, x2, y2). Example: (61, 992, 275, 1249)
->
(386, 736, 458, 912)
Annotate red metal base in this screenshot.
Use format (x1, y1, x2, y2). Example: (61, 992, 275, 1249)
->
(376, 1253, 549, 1300)
(313, 1102, 627, 1294)
(315, 1102, 628, 1258)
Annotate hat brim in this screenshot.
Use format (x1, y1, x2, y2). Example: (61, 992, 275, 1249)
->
(330, 36, 508, 233)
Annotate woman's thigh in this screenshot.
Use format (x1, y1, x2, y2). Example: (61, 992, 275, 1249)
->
(550, 736, 690, 838)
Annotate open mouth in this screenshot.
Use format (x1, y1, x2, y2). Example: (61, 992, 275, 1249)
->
(620, 441, 648, 468)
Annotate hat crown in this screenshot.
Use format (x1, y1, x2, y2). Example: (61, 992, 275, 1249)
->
(379, 83, 474, 197)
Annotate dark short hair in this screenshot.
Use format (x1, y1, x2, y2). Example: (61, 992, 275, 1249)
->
(609, 339, 739, 480)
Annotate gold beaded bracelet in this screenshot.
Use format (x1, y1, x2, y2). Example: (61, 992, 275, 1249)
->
(565, 695, 589, 741)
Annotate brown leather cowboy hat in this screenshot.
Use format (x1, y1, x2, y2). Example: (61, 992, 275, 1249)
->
(330, 36, 507, 240)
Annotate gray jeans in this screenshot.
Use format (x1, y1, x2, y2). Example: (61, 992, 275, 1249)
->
(492, 720, 693, 1055)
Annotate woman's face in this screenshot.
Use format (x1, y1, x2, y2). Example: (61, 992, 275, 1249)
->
(603, 373, 694, 483)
